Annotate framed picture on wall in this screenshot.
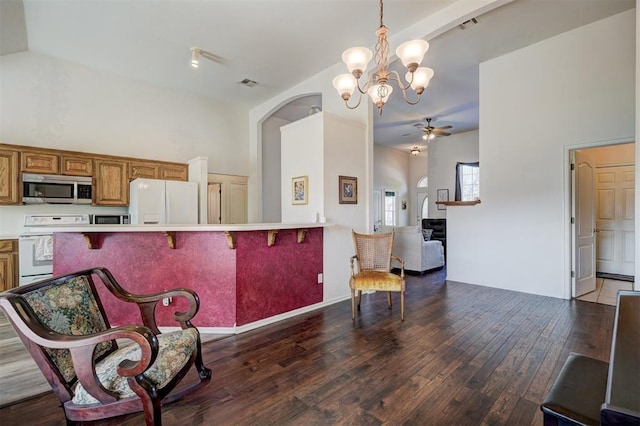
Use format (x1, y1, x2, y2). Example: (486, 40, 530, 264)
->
(292, 176, 308, 205)
(339, 175, 358, 204)
(437, 188, 449, 210)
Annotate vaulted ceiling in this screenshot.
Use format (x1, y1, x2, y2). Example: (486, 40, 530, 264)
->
(1, 0, 634, 152)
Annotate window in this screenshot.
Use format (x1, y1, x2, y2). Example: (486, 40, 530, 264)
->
(417, 176, 428, 220)
(460, 164, 479, 201)
(384, 191, 396, 226)
(421, 197, 429, 219)
(455, 162, 480, 201)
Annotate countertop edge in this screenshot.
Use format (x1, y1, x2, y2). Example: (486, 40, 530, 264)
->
(28, 222, 335, 234)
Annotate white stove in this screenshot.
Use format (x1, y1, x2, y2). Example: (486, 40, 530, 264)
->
(18, 214, 90, 285)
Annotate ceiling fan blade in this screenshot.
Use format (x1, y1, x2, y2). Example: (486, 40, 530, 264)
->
(435, 125, 453, 130)
(432, 130, 451, 136)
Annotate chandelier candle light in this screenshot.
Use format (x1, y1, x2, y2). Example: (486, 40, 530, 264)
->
(333, 0, 434, 114)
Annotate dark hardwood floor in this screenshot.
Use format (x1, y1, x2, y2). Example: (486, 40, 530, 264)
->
(0, 268, 616, 425)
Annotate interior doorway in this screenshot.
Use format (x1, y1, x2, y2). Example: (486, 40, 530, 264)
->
(571, 142, 635, 304)
(416, 176, 428, 224)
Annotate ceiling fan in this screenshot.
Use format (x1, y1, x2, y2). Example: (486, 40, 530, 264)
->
(414, 117, 452, 140)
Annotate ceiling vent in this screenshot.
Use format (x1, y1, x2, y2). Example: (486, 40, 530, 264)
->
(458, 17, 479, 30)
(239, 78, 258, 88)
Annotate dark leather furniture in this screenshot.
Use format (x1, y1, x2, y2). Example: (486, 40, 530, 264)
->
(541, 290, 639, 426)
(421, 218, 446, 251)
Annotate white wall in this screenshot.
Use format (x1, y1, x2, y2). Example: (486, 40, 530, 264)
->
(427, 130, 479, 219)
(447, 10, 636, 298)
(0, 52, 249, 173)
(280, 113, 325, 223)
(374, 144, 410, 227)
(0, 51, 250, 236)
(280, 112, 367, 303)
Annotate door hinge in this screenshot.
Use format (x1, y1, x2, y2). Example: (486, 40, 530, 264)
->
(571, 271, 575, 278)
(570, 163, 575, 171)
(571, 217, 575, 224)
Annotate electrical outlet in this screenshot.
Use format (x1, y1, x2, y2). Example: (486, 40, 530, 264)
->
(317, 273, 323, 284)
(162, 297, 172, 306)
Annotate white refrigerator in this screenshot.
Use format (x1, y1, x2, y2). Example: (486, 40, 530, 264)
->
(129, 178, 199, 224)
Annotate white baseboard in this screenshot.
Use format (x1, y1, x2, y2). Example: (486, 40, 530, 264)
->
(158, 294, 353, 336)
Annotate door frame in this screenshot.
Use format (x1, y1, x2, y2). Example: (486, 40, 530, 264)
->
(564, 137, 636, 299)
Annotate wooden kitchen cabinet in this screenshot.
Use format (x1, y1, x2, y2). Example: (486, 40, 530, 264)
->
(0, 239, 18, 292)
(61, 155, 93, 176)
(94, 159, 128, 206)
(159, 164, 188, 181)
(0, 149, 20, 205)
(129, 161, 187, 181)
(129, 161, 159, 180)
(21, 151, 60, 174)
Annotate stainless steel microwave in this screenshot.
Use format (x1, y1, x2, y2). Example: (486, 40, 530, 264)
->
(91, 214, 130, 225)
(22, 173, 92, 204)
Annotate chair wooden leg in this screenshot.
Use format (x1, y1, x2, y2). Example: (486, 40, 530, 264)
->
(400, 291, 405, 321)
(357, 290, 362, 311)
(351, 289, 356, 320)
(387, 292, 392, 309)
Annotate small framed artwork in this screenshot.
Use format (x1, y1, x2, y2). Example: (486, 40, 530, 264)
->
(437, 188, 449, 210)
(339, 175, 358, 204)
(292, 176, 308, 205)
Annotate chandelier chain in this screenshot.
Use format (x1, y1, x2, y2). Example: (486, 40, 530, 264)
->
(379, 0, 384, 28)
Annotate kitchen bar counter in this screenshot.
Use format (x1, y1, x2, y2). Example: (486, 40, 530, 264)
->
(52, 223, 328, 332)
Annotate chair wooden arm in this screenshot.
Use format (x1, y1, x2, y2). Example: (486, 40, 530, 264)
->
(391, 255, 405, 277)
(0, 294, 159, 404)
(350, 255, 358, 276)
(91, 268, 200, 333)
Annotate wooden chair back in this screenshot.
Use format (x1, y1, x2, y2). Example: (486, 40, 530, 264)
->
(2, 271, 117, 403)
(352, 231, 394, 273)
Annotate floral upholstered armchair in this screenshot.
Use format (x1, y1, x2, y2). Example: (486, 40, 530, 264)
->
(0, 267, 211, 426)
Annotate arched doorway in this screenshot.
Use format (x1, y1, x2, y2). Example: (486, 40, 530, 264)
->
(261, 94, 321, 222)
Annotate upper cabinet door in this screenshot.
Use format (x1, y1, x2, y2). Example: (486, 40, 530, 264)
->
(61, 155, 93, 177)
(94, 159, 128, 206)
(129, 161, 159, 180)
(160, 164, 188, 181)
(0, 150, 20, 205)
(21, 151, 60, 174)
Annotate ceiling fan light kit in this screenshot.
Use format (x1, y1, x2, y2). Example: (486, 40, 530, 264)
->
(332, 0, 434, 114)
(417, 117, 453, 141)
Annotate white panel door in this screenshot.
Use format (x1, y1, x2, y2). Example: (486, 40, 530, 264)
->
(207, 183, 222, 224)
(227, 182, 248, 224)
(573, 150, 596, 297)
(595, 165, 635, 275)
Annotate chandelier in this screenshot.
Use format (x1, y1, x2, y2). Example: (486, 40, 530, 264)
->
(332, 0, 434, 114)
(410, 146, 421, 156)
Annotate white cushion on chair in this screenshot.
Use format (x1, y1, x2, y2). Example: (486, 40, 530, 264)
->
(72, 328, 198, 405)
